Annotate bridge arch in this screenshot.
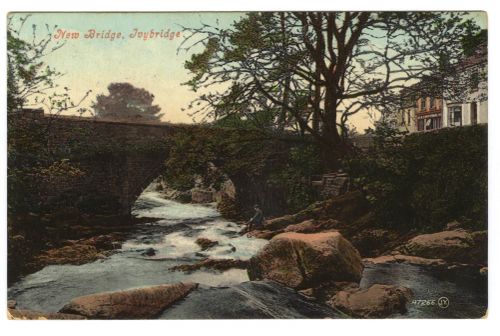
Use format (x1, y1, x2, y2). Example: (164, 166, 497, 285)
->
(11, 111, 192, 215)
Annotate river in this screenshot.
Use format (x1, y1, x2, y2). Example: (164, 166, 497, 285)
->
(7, 190, 487, 319)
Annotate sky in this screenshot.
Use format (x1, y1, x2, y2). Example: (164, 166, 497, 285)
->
(9, 12, 487, 132)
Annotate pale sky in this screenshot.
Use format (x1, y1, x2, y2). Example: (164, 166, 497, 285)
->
(9, 12, 487, 132)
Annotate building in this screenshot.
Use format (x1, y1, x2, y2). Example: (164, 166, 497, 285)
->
(397, 43, 487, 133)
(398, 82, 443, 133)
(442, 43, 488, 128)
(397, 86, 417, 133)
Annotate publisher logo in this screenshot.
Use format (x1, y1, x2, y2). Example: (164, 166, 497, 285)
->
(412, 296, 450, 309)
(437, 297, 450, 309)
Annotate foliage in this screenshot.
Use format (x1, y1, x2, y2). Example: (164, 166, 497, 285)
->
(92, 82, 163, 121)
(161, 127, 282, 190)
(180, 11, 481, 167)
(160, 126, 324, 215)
(269, 145, 322, 212)
(7, 14, 91, 116)
(462, 28, 487, 57)
(212, 109, 280, 131)
(7, 15, 63, 111)
(345, 125, 487, 231)
(7, 14, 90, 215)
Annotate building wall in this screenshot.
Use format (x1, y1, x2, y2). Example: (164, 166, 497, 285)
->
(443, 99, 488, 128)
(398, 43, 487, 133)
(442, 67, 487, 128)
(442, 57, 487, 128)
(400, 77, 487, 132)
(397, 107, 417, 133)
(414, 97, 443, 132)
(479, 100, 488, 124)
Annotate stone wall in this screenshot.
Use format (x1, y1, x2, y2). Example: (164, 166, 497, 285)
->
(10, 111, 197, 215)
(311, 172, 351, 199)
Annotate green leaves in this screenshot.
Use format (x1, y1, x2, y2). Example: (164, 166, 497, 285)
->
(160, 125, 321, 214)
(7, 14, 90, 116)
(92, 83, 162, 121)
(346, 125, 487, 231)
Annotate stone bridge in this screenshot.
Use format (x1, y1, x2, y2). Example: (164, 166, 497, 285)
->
(11, 109, 202, 215)
(10, 109, 374, 217)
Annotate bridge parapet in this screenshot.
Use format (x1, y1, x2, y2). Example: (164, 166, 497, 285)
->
(9, 109, 199, 215)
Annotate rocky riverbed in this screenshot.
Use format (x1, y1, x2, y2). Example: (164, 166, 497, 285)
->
(7, 190, 487, 319)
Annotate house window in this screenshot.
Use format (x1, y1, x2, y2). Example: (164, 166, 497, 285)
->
(429, 97, 435, 110)
(424, 117, 442, 131)
(449, 106, 462, 127)
(471, 102, 478, 125)
(407, 110, 411, 126)
(420, 98, 426, 111)
(416, 99, 421, 111)
(417, 119, 424, 131)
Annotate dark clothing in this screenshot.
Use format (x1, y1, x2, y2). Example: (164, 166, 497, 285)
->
(249, 208, 264, 229)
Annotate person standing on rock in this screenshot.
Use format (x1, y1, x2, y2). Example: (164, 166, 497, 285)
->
(246, 204, 264, 233)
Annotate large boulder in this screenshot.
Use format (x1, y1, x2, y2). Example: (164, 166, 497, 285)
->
(213, 179, 237, 203)
(284, 219, 320, 233)
(263, 191, 370, 232)
(284, 219, 339, 234)
(36, 233, 125, 266)
(363, 254, 447, 267)
(328, 284, 413, 318)
(248, 232, 363, 289)
(191, 188, 214, 203)
(401, 230, 487, 263)
(59, 283, 197, 319)
(247, 229, 280, 240)
(160, 280, 339, 319)
(36, 244, 102, 266)
(8, 309, 85, 320)
(350, 228, 400, 257)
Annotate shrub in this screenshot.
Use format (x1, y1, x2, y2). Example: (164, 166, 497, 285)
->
(346, 125, 487, 232)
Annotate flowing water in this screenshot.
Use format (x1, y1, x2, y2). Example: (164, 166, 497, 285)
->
(7, 190, 487, 318)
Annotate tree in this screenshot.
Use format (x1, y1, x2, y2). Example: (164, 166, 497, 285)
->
(92, 82, 163, 122)
(7, 14, 90, 116)
(180, 12, 481, 168)
(7, 14, 89, 214)
(462, 28, 487, 58)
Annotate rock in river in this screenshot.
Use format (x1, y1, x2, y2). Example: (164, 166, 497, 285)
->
(248, 232, 363, 289)
(328, 284, 413, 318)
(8, 309, 86, 320)
(160, 280, 340, 319)
(59, 282, 198, 319)
(195, 237, 219, 250)
(35, 233, 125, 267)
(170, 258, 248, 272)
(401, 230, 487, 263)
(141, 247, 157, 257)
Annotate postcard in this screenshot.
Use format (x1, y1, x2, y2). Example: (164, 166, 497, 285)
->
(6, 11, 488, 319)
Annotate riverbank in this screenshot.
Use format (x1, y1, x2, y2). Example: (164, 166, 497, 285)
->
(7, 190, 487, 319)
(7, 209, 163, 285)
(243, 191, 487, 317)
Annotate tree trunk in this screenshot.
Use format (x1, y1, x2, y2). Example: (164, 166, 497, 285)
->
(319, 87, 343, 171)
